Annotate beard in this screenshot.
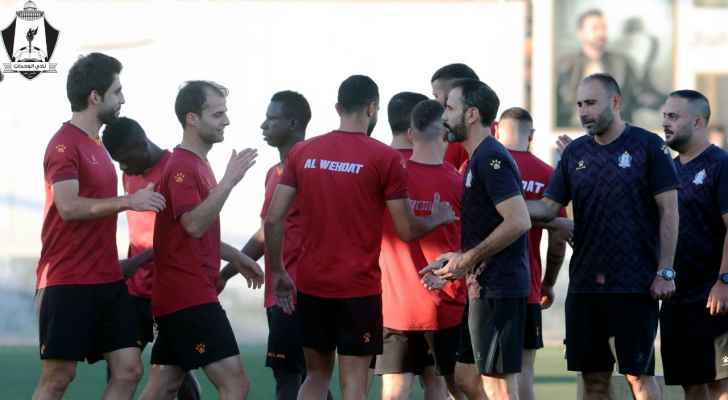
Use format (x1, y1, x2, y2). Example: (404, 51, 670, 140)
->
(366, 116, 377, 136)
(581, 107, 614, 136)
(666, 127, 692, 152)
(98, 106, 119, 125)
(444, 114, 467, 143)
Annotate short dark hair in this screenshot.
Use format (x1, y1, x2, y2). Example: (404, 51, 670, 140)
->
(174, 81, 228, 127)
(431, 63, 479, 83)
(577, 9, 604, 29)
(271, 90, 312, 131)
(450, 79, 500, 126)
(102, 117, 146, 156)
(582, 73, 622, 97)
(66, 52, 122, 112)
(411, 99, 444, 133)
(388, 92, 428, 133)
(499, 107, 533, 125)
(337, 75, 379, 114)
(669, 89, 711, 124)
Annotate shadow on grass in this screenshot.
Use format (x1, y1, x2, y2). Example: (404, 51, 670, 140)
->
(535, 375, 578, 384)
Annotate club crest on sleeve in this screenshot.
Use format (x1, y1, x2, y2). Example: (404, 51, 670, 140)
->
(490, 159, 501, 170)
(174, 172, 185, 183)
(55, 144, 66, 153)
(576, 160, 586, 170)
(662, 145, 671, 156)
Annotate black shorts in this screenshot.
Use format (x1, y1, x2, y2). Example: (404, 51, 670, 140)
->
(37, 281, 141, 363)
(130, 295, 154, 346)
(469, 297, 526, 375)
(151, 302, 239, 372)
(374, 326, 460, 376)
(660, 300, 728, 385)
(565, 293, 657, 376)
(457, 302, 475, 364)
(298, 291, 383, 356)
(524, 303, 544, 350)
(266, 306, 305, 374)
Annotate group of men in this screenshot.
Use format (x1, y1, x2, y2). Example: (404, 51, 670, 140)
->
(31, 51, 728, 400)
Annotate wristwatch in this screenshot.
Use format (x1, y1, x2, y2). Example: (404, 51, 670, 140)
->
(656, 267, 676, 281)
(719, 272, 728, 284)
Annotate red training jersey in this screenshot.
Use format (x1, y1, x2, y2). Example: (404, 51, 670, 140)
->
(444, 142, 469, 172)
(380, 160, 466, 330)
(123, 150, 171, 299)
(508, 150, 566, 304)
(152, 148, 221, 316)
(261, 163, 303, 308)
(280, 130, 408, 298)
(37, 122, 121, 289)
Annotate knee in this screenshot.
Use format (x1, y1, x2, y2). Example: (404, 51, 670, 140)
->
(583, 372, 611, 392)
(41, 367, 76, 393)
(454, 370, 480, 396)
(110, 361, 143, 385)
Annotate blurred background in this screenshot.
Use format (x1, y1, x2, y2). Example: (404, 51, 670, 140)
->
(0, 0, 727, 396)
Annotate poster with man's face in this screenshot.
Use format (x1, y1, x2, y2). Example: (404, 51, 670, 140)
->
(553, 0, 674, 130)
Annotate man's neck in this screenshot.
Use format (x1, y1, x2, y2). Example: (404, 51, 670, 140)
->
(70, 111, 102, 139)
(462, 125, 491, 157)
(180, 130, 212, 160)
(678, 136, 711, 164)
(277, 133, 305, 164)
(410, 141, 443, 165)
(593, 119, 626, 145)
(582, 45, 604, 61)
(390, 133, 412, 150)
(338, 115, 368, 135)
(504, 139, 529, 152)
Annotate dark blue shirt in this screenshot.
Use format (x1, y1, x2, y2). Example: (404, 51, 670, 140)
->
(671, 145, 728, 303)
(461, 136, 529, 299)
(545, 125, 678, 293)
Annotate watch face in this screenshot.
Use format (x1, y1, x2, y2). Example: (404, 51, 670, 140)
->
(721, 274, 728, 284)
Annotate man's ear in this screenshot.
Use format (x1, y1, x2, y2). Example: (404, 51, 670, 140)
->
(367, 102, 377, 118)
(335, 102, 344, 117)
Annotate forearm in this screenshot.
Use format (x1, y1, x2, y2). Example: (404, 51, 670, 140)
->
(526, 199, 559, 222)
(220, 232, 264, 282)
(658, 207, 678, 268)
(181, 183, 233, 238)
(543, 235, 566, 286)
(58, 195, 129, 221)
(263, 218, 286, 274)
(120, 249, 153, 279)
(402, 214, 441, 242)
(719, 233, 728, 276)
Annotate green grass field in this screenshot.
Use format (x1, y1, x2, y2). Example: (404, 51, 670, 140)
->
(1, 345, 576, 399)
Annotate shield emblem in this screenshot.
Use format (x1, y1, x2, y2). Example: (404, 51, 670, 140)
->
(1, 3, 60, 81)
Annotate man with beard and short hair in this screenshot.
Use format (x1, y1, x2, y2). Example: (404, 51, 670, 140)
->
(528, 73, 679, 400)
(266, 75, 457, 400)
(496, 107, 569, 400)
(660, 90, 728, 400)
(376, 99, 467, 400)
(102, 117, 202, 400)
(431, 63, 479, 172)
(142, 81, 263, 400)
(34, 52, 167, 400)
(216, 90, 330, 400)
(420, 78, 532, 400)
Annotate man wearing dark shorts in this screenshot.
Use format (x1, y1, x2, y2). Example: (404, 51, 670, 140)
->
(422, 78, 532, 400)
(216, 91, 327, 400)
(266, 75, 457, 399)
(527, 73, 679, 400)
(102, 117, 201, 399)
(497, 107, 568, 400)
(377, 98, 467, 399)
(34, 53, 168, 400)
(660, 90, 728, 399)
(141, 81, 263, 400)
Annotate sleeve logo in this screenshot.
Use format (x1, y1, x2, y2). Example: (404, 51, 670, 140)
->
(55, 144, 66, 153)
(174, 172, 185, 183)
(489, 159, 501, 170)
(576, 160, 587, 170)
(662, 145, 671, 156)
